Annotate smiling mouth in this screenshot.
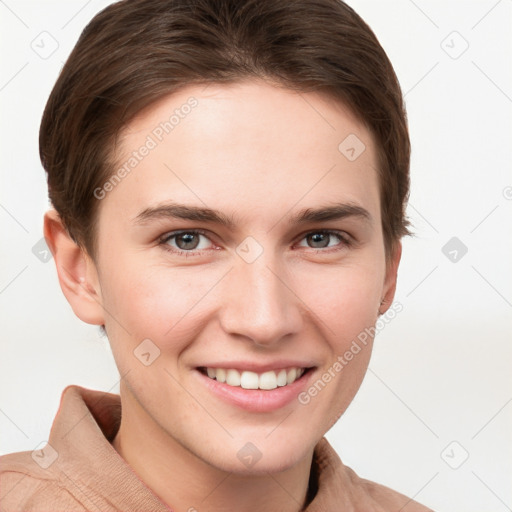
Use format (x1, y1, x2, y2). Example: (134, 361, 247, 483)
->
(198, 366, 312, 390)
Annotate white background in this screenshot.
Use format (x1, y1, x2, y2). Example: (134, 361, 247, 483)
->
(1, 1, 511, 510)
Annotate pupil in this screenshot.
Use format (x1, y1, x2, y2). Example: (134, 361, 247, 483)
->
(309, 233, 329, 248)
(175, 233, 330, 250)
(177, 233, 199, 250)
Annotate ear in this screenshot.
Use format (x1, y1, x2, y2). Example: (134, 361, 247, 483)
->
(379, 241, 402, 315)
(44, 210, 105, 325)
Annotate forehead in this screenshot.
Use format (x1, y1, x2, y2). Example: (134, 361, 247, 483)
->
(99, 80, 380, 230)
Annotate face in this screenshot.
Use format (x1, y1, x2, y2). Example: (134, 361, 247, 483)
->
(87, 80, 398, 474)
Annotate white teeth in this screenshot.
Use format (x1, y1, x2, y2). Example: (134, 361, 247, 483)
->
(286, 368, 297, 385)
(226, 369, 241, 386)
(240, 371, 259, 390)
(204, 367, 306, 390)
(277, 369, 287, 387)
(259, 371, 277, 390)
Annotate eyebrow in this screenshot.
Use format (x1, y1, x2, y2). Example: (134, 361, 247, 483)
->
(134, 201, 372, 228)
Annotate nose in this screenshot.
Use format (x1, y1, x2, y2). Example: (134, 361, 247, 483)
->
(218, 253, 303, 347)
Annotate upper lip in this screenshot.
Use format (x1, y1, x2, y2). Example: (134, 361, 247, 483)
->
(196, 360, 316, 373)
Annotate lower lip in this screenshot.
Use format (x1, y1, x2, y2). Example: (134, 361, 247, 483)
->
(195, 368, 315, 413)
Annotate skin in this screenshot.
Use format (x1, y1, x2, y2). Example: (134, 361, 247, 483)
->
(45, 80, 401, 512)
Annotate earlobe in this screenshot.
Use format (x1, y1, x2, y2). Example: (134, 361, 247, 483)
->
(378, 242, 402, 316)
(44, 210, 105, 325)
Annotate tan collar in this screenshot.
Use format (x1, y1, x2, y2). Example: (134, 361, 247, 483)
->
(29, 385, 411, 511)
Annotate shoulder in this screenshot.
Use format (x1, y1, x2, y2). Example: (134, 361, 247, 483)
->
(0, 452, 86, 512)
(313, 438, 434, 511)
(346, 465, 434, 511)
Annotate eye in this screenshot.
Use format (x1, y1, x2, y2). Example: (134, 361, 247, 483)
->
(158, 228, 351, 257)
(159, 229, 215, 255)
(297, 230, 350, 251)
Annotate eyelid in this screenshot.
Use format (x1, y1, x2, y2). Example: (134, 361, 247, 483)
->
(294, 229, 353, 251)
(158, 228, 353, 256)
(295, 228, 351, 242)
(158, 228, 216, 251)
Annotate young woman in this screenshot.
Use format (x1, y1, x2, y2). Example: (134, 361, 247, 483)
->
(0, 0, 432, 510)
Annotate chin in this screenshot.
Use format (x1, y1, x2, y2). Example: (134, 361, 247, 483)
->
(204, 434, 316, 475)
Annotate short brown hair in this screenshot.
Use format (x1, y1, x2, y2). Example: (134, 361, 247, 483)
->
(40, 0, 410, 259)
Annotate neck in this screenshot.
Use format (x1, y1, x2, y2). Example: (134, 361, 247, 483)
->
(111, 385, 315, 512)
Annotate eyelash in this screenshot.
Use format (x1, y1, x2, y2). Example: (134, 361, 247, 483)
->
(157, 229, 352, 257)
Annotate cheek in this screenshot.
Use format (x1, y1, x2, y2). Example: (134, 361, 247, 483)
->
(298, 262, 383, 343)
(100, 260, 223, 348)
(100, 247, 385, 357)
(295, 267, 381, 427)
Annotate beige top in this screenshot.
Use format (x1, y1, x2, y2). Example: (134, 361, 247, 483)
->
(0, 385, 432, 511)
